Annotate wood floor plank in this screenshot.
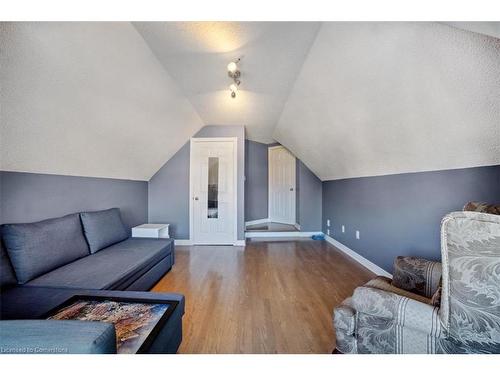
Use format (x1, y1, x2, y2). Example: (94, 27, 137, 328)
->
(151, 239, 374, 353)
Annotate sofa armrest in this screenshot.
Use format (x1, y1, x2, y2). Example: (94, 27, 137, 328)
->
(0, 320, 116, 354)
(352, 286, 442, 337)
(392, 256, 442, 298)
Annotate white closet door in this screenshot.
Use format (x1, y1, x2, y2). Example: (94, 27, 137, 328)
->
(268, 146, 296, 225)
(191, 139, 236, 244)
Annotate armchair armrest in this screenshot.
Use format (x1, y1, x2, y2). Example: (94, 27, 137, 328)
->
(352, 286, 442, 337)
(0, 320, 116, 354)
(392, 256, 442, 298)
(365, 276, 433, 304)
(334, 297, 356, 335)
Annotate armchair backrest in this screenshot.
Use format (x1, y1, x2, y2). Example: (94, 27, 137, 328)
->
(439, 211, 500, 352)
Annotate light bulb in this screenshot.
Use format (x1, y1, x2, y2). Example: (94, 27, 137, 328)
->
(227, 61, 237, 73)
(229, 83, 238, 92)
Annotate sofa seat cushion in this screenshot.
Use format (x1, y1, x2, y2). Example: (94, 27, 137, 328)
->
(80, 208, 129, 253)
(26, 238, 173, 290)
(1, 213, 90, 284)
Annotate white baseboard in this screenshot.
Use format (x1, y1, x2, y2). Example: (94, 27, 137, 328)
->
(174, 239, 192, 246)
(245, 218, 270, 226)
(175, 239, 246, 246)
(324, 235, 392, 277)
(176, 233, 390, 277)
(245, 231, 323, 238)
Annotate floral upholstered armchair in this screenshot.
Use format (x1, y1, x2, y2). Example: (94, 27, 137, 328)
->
(333, 203, 500, 354)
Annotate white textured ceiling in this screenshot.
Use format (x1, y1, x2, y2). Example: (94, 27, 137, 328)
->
(1, 22, 499, 182)
(443, 22, 500, 40)
(0, 22, 203, 181)
(274, 22, 500, 181)
(133, 22, 321, 143)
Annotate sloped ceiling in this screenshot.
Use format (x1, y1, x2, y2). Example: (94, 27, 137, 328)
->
(2, 22, 499, 183)
(443, 22, 500, 40)
(0, 22, 204, 181)
(274, 22, 500, 181)
(133, 22, 321, 143)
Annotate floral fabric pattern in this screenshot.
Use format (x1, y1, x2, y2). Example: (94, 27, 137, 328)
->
(392, 256, 442, 298)
(439, 211, 500, 353)
(365, 276, 432, 304)
(333, 298, 357, 353)
(333, 211, 500, 354)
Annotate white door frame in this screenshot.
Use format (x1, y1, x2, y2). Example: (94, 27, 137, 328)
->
(268, 145, 296, 225)
(189, 137, 238, 245)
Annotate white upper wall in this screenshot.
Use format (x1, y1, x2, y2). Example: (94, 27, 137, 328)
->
(274, 22, 500, 181)
(444, 22, 500, 40)
(2, 22, 499, 182)
(0, 22, 204, 181)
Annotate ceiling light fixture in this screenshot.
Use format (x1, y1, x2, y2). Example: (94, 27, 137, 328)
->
(227, 57, 241, 98)
(227, 61, 238, 74)
(229, 83, 238, 94)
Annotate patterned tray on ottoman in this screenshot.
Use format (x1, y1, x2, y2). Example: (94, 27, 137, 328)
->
(46, 295, 178, 354)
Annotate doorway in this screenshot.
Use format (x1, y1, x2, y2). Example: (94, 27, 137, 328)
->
(190, 137, 237, 245)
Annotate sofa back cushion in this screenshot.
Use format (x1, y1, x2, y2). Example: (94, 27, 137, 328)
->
(1, 213, 90, 284)
(80, 208, 129, 253)
(0, 240, 17, 287)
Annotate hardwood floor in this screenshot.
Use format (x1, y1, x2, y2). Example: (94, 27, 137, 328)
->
(152, 239, 374, 353)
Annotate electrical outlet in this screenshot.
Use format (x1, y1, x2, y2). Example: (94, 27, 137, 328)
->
(327, 229, 330, 236)
(327, 219, 330, 227)
(356, 230, 360, 240)
(342, 225, 345, 233)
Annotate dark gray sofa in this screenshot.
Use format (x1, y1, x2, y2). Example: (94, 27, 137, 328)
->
(0, 208, 175, 291)
(24, 237, 173, 290)
(0, 208, 183, 354)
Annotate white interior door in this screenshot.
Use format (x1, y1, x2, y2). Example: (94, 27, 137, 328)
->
(268, 146, 296, 225)
(190, 138, 236, 244)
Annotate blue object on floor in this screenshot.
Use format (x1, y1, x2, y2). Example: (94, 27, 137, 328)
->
(311, 234, 325, 240)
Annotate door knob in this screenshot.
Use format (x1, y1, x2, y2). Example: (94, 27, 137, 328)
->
(290, 188, 294, 191)
(194, 197, 199, 201)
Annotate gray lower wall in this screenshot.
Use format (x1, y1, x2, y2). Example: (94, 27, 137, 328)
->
(322, 165, 500, 273)
(297, 160, 322, 231)
(149, 125, 245, 240)
(0, 171, 148, 231)
(148, 143, 190, 239)
(245, 140, 269, 221)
